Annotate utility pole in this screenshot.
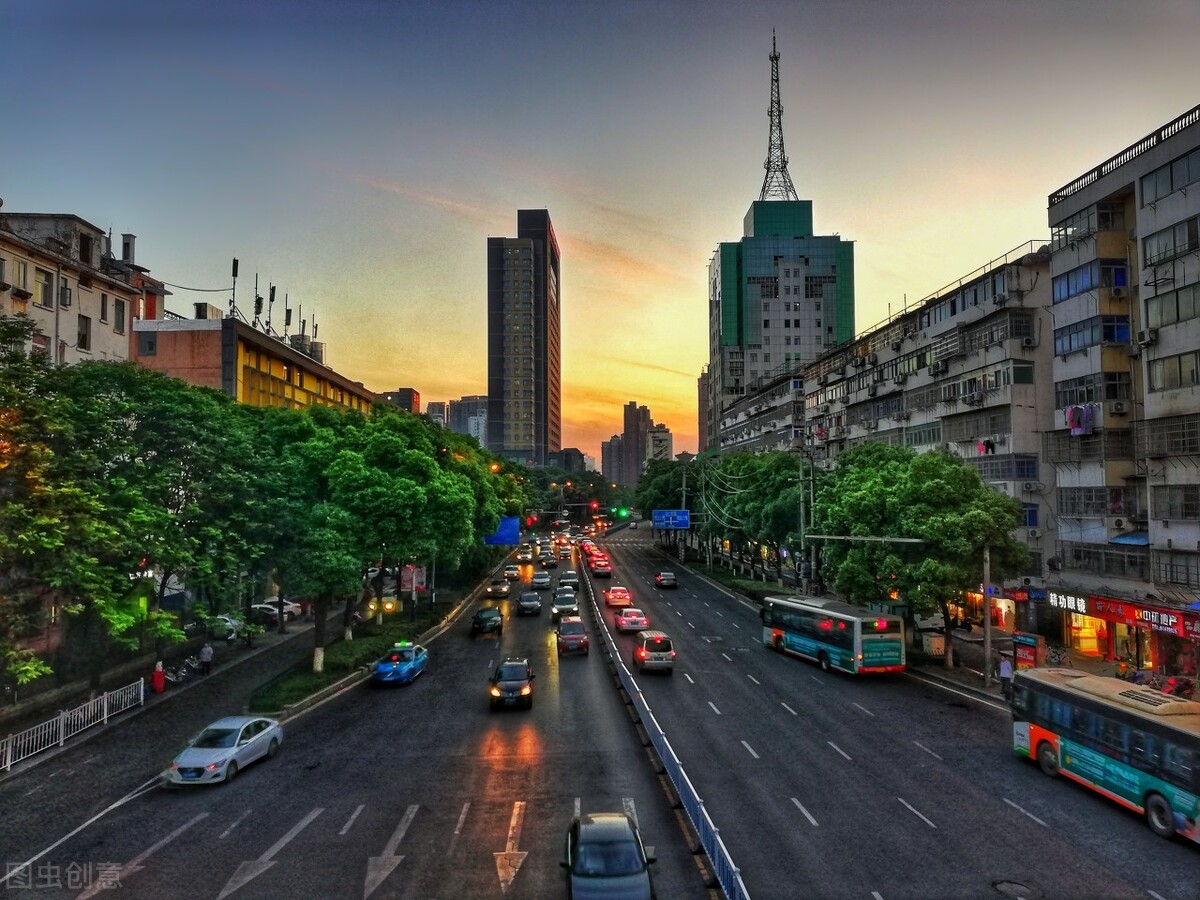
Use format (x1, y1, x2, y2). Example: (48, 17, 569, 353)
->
(982, 543, 993, 688)
(680, 468, 688, 561)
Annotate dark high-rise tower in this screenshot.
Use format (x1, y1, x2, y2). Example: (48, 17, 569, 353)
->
(759, 30, 798, 202)
(487, 210, 562, 465)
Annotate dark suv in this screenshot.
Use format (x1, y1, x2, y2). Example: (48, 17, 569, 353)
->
(489, 657, 535, 710)
(471, 607, 503, 637)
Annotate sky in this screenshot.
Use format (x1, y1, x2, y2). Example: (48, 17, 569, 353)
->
(6, 0, 1200, 460)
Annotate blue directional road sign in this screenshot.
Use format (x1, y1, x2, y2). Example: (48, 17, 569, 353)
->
(652, 509, 691, 530)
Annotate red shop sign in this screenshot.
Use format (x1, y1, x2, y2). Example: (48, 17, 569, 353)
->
(1088, 597, 1185, 636)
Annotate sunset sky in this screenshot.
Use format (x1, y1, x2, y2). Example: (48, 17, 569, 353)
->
(7, 0, 1200, 460)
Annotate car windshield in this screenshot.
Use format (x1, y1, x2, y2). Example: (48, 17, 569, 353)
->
(496, 664, 527, 681)
(477, 609, 499, 620)
(385, 649, 414, 662)
(574, 840, 643, 877)
(560, 623, 585, 635)
(521, 593, 539, 602)
(625, 609, 643, 618)
(556, 599, 576, 608)
(193, 727, 239, 749)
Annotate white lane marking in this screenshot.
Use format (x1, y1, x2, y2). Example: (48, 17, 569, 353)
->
(741, 741, 760, 759)
(83, 755, 101, 764)
(676, 610, 683, 617)
(708, 701, 722, 715)
(0, 772, 164, 886)
(76, 812, 209, 900)
(780, 702, 797, 716)
(732, 622, 741, 629)
(721, 653, 733, 662)
(853, 702, 875, 717)
(703, 602, 710, 608)
(898, 797, 937, 828)
(623, 797, 638, 826)
(747, 674, 761, 685)
(221, 808, 254, 839)
(1148, 892, 1168, 900)
(914, 741, 943, 761)
(379, 804, 419, 858)
(23, 785, 44, 797)
(218, 808, 325, 900)
(455, 802, 471, 835)
(809, 674, 821, 683)
(715, 610, 724, 617)
(905, 671, 1010, 712)
(1003, 797, 1048, 827)
(791, 797, 818, 827)
(339, 804, 365, 836)
(688, 621, 695, 629)
(871, 893, 885, 900)
(364, 805, 418, 899)
(684, 673, 695, 684)
(828, 741, 852, 761)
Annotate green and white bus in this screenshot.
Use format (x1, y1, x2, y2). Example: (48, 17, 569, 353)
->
(1012, 668, 1200, 844)
(761, 596, 906, 674)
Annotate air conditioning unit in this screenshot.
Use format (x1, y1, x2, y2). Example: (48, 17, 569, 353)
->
(819, 404, 831, 415)
(867, 384, 878, 397)
(967, 392, 983, 405)
(1107, 400, 1128, 416)
(853, 357, 866, 368)
(1109, 286, 1126, 299)
(891, 341, 902, 352)
(927, 362, 944, 377)
(1107, 517, 1127, 530)
(1022, 481, 1039, 493)
(1137, 329, 1158, 347)
(1021, 336, 1037, 348)
(893, 373, 908, 386)
(896, 411, 910, 421)
(1027, 529, 1041, 539)
(840, 396, 851, 405)
(993, 293, 1008, 305)
(818, 374, 829, 386)
(867, 353, 878, 365)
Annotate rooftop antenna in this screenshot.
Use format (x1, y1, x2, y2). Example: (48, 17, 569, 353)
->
(267, 284, 277, 335)
(252, 274, 264, 329)
(230, 257, 239, 318)
(759, 29, 799, 202)
(284, 293, 292, 336)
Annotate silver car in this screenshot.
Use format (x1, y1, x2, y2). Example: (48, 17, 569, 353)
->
(166, 716, 283, 786)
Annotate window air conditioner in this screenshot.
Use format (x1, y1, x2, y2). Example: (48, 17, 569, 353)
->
(993, 293, 1008, 305)
(1021, 336, 1037, 348)
(867, 384, 878, 397)
(893, 373, 908, 385)
(867, 353, 878, 365)
(1109, 286, 1126, 299)
(1137, 329, 1158, 346)
(1022, 481, 1038, 493)
(1107, 400, 1128, 416)
(891, 341, 902, 352)
(1027, 529, 1041, 539)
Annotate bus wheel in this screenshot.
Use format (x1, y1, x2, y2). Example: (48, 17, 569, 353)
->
(1145, 793, 1176, 838)
(818, 652, 831, 673)
(1036, 742, 1059, 777)
(774, 636, 785, 653)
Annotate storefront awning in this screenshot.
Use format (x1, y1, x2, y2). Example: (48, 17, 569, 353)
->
(1108, 530, 1149, 546)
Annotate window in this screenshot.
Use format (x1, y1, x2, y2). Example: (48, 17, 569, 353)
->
(763, 320, 770, 329)
(138, 332, 156, 355)
(114, 298, 126, 334)
(77, 315, 91, 352)
(1149, 351, 1200, 392)
(35, 268, 52, 307)
(100, 293, 109, 322)
(13, 259, 27, 290)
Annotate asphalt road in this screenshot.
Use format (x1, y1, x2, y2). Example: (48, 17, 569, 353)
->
(598, 529, 1199, 900)
(0, 552, 707, 900)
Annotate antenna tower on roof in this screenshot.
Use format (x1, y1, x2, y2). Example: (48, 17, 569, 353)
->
(759, 30, 799, 202)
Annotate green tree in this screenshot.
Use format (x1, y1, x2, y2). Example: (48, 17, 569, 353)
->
(814, 444, 1027, 666)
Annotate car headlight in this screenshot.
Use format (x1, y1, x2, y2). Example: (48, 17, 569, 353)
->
(520, 685, 532, 695)
(490, 687, 501, 697)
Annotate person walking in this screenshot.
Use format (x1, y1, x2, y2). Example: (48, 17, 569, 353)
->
(999, 654, 1014, 700)
(199, 641, 214, 676)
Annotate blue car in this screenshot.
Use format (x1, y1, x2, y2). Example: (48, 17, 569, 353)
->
(371, 642, 428, 686)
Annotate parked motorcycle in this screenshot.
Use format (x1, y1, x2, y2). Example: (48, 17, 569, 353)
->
(183, 655, 203, 672)
(162, 664, 191, 684)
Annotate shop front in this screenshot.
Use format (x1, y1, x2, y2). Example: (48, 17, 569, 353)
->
(1045, 589, 1200, 674)
(963, 588, 1021, 633)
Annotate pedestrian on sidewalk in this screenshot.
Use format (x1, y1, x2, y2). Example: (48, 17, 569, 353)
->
(999, 654, 1013, 700)
(199, 641, 214, 676)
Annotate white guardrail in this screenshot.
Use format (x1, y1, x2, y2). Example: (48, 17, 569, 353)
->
(1, 679, 145, 772)
(582, 572, 751, 900)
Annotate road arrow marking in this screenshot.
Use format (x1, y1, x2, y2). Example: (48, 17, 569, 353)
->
(218, 807, 323, 899)
(493, 801, 528, 894)
(363, 804, 418, 899)
(76, 813, 208, 900)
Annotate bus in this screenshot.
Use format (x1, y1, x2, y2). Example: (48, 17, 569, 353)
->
(1012, 667, 1200, 843)
(761, 596, 906, 674)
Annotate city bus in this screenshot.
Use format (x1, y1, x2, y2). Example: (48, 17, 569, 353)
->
(1012, 668, 1200, 843)
(761, 596, 906, 674)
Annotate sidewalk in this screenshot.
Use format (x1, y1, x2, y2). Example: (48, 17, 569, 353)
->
(0, 614, 331, 780)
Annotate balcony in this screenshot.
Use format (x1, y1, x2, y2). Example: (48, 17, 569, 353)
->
(1136, 414, 1200, 458)
(1043, 428, 1135, 463)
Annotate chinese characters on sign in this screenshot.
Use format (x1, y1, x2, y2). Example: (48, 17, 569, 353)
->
(4, 861, 122, 891)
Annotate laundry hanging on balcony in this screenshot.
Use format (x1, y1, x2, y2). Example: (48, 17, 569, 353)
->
(1066, 405, 1094, 436)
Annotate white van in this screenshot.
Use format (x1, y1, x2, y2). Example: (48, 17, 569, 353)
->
(633, 631, 675, 674)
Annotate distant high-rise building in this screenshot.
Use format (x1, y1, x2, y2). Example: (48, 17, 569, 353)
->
(380, 388, 420, 414)
(622, 402, 652, 489)
(697, 369, 710, 454)
(549, 447, 585, 474)
(449, 395, 488, 438)
(487, 209, 562, 466)
(583, 453, 599, 473)
(601, 435, 623, 485)
(425, 401, 447, 427)
(706, 36, 855, 448)
(646, 424, 673, 466)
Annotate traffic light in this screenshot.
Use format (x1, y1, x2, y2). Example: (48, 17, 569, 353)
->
(590, 500, 599, 511)
(618, 508, 628, 518)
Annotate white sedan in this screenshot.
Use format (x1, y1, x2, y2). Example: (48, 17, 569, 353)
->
(166, 716, 283, 786)
(615, 608, 650, 632)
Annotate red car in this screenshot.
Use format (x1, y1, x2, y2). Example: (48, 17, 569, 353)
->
(556, 617, 589, 655)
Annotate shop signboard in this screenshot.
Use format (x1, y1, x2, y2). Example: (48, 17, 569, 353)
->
(1012, 631, 1042, 670)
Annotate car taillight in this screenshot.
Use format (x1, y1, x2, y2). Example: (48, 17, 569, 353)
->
(669, 651, 676, 658)
(637, 649, 647, 659)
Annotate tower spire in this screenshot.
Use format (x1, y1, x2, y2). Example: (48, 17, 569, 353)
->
(759, 29, 798, 202)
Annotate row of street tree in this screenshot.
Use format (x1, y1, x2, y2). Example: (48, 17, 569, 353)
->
(0, 316, 529, 685)
(634, 443, 1029, 664)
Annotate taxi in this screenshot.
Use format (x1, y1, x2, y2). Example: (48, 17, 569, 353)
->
(603, 586, 632, 607)
(371, 642, 428, 685)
